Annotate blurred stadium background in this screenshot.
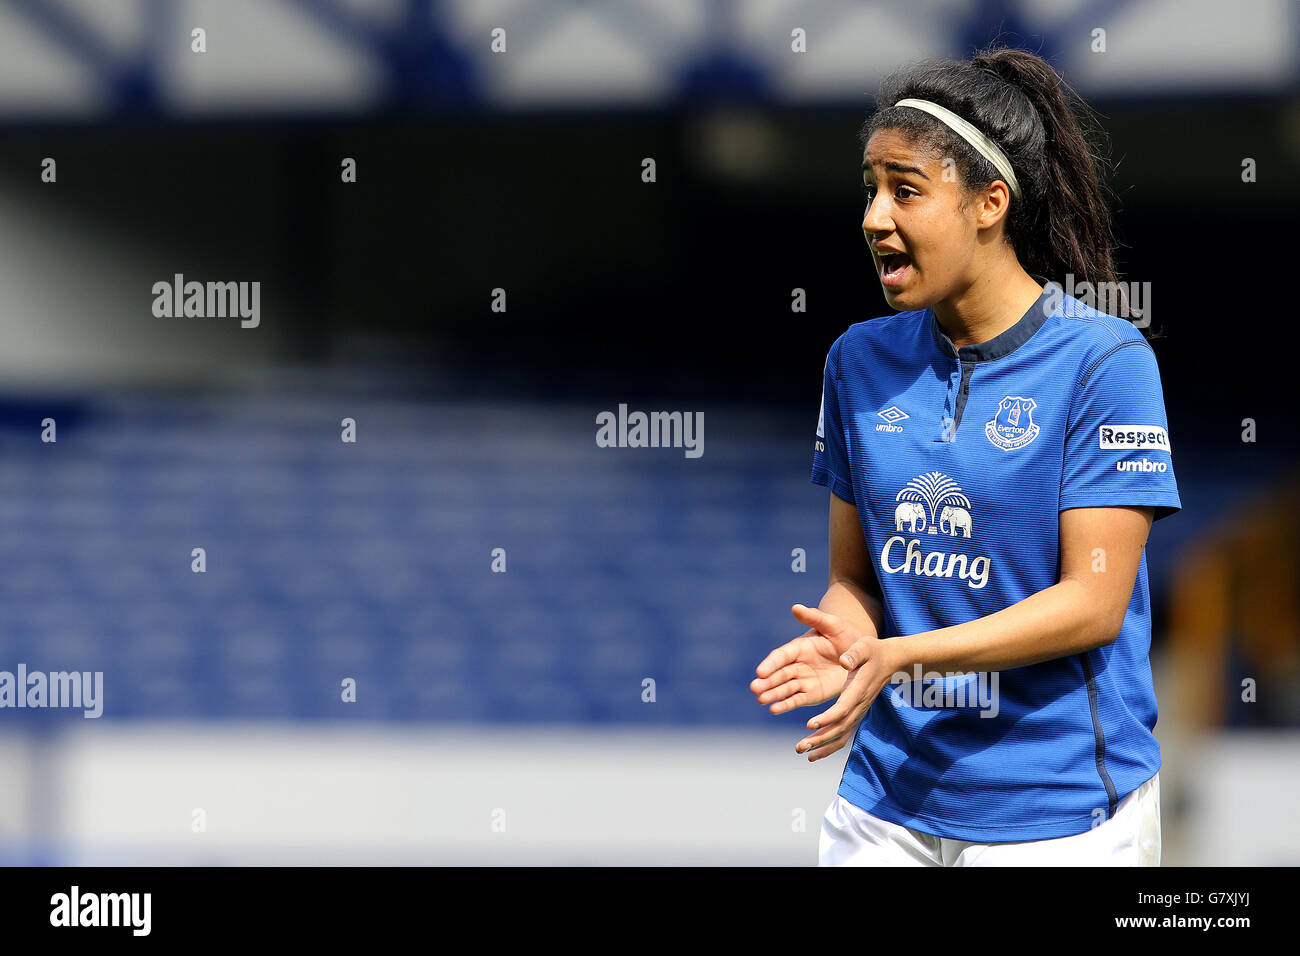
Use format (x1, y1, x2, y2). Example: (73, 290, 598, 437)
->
(0, 0, 1296, 865)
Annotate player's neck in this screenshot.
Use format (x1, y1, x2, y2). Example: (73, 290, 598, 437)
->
(931, 261, 1045, 352)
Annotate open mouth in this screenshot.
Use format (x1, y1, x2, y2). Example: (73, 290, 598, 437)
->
(879, 252, 913, 286)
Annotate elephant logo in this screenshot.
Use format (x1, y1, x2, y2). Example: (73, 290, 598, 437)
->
(939, 505, 972, 538)
(894, 501, 927, 532)
(985, 395, 1040, 450)
(895, 471, 973, 536)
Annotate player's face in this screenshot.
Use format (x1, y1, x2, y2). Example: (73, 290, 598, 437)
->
(861, 130, 981, 310)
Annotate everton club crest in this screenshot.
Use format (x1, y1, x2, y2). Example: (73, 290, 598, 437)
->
(985, 395, 1039, 450)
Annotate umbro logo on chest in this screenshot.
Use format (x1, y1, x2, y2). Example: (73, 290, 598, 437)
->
(875, 405, 908, 433)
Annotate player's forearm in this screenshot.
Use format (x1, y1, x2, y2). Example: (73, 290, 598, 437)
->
(820, 578, 885, 644)
(886, 578, 1116, 675)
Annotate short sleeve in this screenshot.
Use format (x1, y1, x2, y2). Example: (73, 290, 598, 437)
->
(1059, 339, 1181, 522)
(811, 337, 855, 504)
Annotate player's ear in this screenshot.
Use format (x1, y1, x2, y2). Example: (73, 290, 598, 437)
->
(974, 180, 1012, 232)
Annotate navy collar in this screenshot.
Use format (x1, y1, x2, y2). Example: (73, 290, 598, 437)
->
(929, 278, 1058, 364)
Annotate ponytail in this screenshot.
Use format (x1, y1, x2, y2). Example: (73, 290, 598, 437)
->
(971, 48, 1120, 296)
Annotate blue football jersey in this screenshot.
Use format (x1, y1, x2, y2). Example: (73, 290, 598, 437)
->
(810, 283, 1181, 842)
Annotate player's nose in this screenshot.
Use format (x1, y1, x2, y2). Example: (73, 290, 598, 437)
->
(862, 195, 893, 238)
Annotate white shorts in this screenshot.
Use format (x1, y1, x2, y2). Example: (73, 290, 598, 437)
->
(818, 773, 1160, 866)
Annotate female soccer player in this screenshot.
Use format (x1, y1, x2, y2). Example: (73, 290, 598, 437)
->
(750, 47, 1180, 866)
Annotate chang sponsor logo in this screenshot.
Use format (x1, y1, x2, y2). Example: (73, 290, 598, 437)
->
(881, 537, 990, 589)
(881, 471, 990, 590)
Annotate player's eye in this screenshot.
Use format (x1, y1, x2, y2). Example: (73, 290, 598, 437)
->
(863, 183, 918, 206)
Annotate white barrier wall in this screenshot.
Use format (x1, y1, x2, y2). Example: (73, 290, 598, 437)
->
(1178, 732, 1300, 866)
(0, 733, 35, 847)
(47, 724, 845, 865)
(0, 725, 1293, 865)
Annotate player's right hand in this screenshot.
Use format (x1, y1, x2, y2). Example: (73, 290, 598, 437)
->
(750, 607, 854, 713)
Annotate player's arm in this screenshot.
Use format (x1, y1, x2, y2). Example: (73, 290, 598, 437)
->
(846, 504, 1154, 674)
(816, 493, 886, 652)
(792, 504, 1153, 759)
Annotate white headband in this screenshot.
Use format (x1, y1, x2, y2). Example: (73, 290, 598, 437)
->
(893, 98, 1022, 201)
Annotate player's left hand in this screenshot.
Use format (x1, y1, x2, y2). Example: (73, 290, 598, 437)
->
(791, 605, 900, 762)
